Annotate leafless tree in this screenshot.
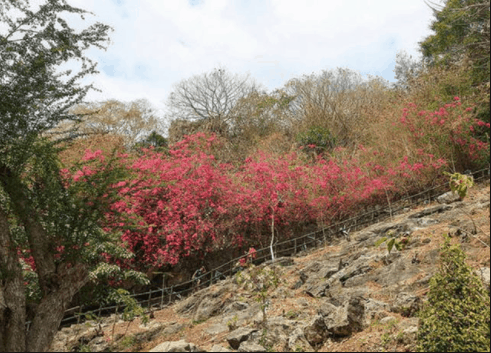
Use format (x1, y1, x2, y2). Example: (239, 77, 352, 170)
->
(165, 67, 262, 130)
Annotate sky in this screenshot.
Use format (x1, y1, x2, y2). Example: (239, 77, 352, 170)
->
(9, 0, 438, 127)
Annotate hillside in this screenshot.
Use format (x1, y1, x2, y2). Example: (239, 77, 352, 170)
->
(50, 180, 490, 352)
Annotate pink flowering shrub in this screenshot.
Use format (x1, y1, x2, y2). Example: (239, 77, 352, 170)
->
(95, 133, 445, 272)
(61, 98, 486, 274)
(398, 97, 490, 170)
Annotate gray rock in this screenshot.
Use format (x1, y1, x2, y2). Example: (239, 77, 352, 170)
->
(205, 324, 229, 335)
(397, 317, 419, 331)
(476, 267, 490, 292)
(400, 326, 418, 345)
(416, 217, 439, 227)
(209, 345, 231, 352)
(296, 298, 310, 307)
(379, 316, 397, 324)
(317, 301, 338, 317)
(263, 257, 294, 267)
(193, 297, 225, 322)
(238, 341, 266, 352)
(303, 315, 329, 347)
(226, 327, 257, 350)
(223, 301, 249, 313)
(436, 191, 461, 204)
(88, 336, 110, 352)
(162, 323, 185, 336)
(391, 292, 421, 317)
(409, 205, 451, 218)
(305, 282, 329, 297)
(266, 316, 296, 331)
(322, 296, 365, 336)
(363, 299, 390, 326)
(149, 339, 202, 352)
(287, 327, 314, 352)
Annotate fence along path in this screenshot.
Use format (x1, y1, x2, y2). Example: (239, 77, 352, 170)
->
(56, 168, 490, 327)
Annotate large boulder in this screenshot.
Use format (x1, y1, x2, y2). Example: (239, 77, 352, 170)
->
(319, 296, 366, 336)
(303, 315, 329, 347)
(287, 327, 314, 352)
(226, 327, 258, 350)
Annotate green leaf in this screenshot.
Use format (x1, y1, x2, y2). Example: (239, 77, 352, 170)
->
(375, 237, 388, 247)
(387, 238, 395, 254)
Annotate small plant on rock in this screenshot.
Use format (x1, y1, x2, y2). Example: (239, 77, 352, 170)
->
(235, 264, 281, 326)
(375, 229, 410, 256)
(417, 235, 490, 352)
(226, 315, 239, 331)
(443, 171, 474, 199)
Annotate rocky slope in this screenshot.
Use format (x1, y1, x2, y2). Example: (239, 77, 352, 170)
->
(51, 182, 490, 352)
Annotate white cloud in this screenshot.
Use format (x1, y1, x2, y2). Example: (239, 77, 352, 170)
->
(55, 0, 436, 120)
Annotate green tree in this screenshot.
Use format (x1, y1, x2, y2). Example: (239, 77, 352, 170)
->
(420, 0, 490, 86)
(417, 236, 490, 352)
(0, 1, 147, 351)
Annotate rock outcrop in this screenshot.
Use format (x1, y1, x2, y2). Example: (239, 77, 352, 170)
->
(50, 183, 490, 352)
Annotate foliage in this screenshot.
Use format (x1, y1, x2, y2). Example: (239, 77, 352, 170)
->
(284, 68, 390, 148)
(417, 235, 490, 352)
(374, 230, 410, 255)
(443, 171, 475, 199)
(398, 97, 490, 170)
(91, 120, 457, 271)
(135, 131, 168, 151)
(226, 315, 239, 331)
(59, 99, 163, 148)
(108, 288, 148, 324)
(296, 126, 337, 154)
(420, 0, 490, 86)
(393, 50, 423, 91)
(0, 0, 112, 147)
(0, 1, 148, 351)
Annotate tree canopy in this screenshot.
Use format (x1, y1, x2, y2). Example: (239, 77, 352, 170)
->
(0, 1, 146, 351)
(420, 0, 490, 85)
(165, 67, 261, 127)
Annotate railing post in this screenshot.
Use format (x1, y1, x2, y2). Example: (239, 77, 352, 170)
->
(77, 305, 83, 325)
(169, 286, 173, 304)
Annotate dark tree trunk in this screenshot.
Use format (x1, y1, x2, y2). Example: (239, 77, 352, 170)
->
(26, 264, 88, 352)
(1, 172, 90, 351)
(0, 208, 27, 352)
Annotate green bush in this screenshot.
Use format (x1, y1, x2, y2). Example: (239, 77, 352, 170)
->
(297, 126, 337, 153)
(417, 236, 490, 352)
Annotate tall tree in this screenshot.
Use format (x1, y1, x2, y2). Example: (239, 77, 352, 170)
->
(0, 1, 145, 351)
(165, 67, 261, 131)
(420, 0, 490, 85)
(393, 50, 423, 91)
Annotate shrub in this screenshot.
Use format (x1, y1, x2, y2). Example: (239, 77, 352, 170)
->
(417, 236, 490, 352)
(296, 126, 337, 154)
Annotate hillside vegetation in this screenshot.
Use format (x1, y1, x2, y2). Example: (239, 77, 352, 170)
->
(0, 0, 489, 351)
